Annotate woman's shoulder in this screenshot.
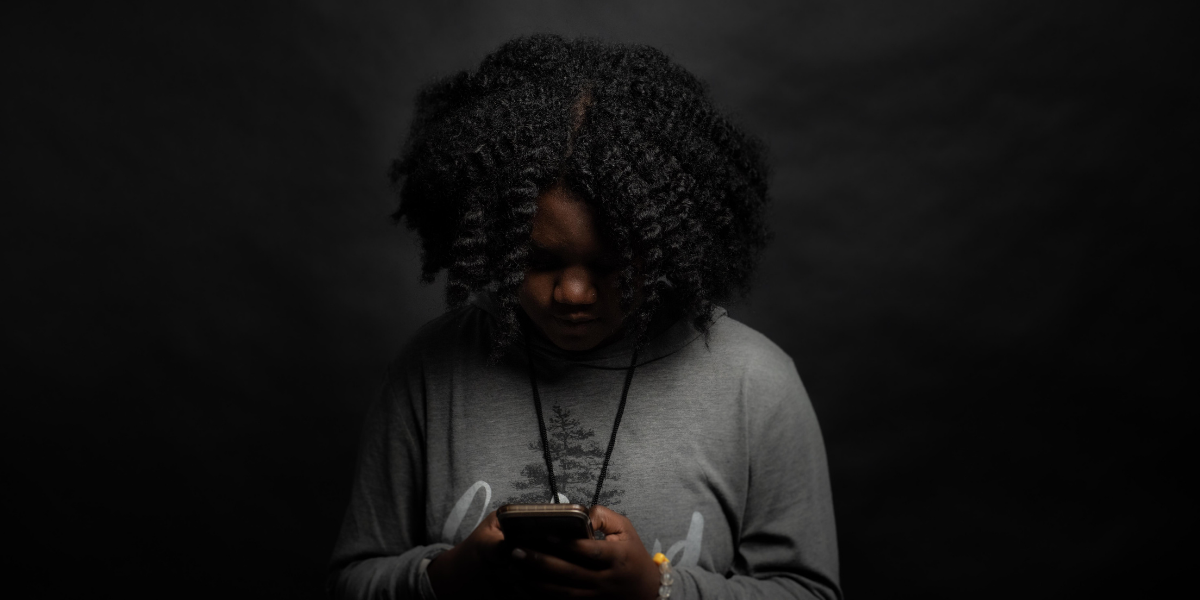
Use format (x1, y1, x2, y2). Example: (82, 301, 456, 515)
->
(414, 302, 491, 341)
(677, 311, 809, 408)
(389, 302, 497, 372)
(702, 312, 797, 372)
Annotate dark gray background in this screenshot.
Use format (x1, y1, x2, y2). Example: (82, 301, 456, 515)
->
(5, 1, 1193, 598)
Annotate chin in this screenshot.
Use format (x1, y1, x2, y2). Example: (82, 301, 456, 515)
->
(548, 334, 605, 352)
(543, 322, 614, 352)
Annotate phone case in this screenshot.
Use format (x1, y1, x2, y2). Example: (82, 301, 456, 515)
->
(497, 503, 595, 545)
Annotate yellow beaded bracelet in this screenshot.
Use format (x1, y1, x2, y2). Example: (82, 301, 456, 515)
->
(652, 553, 674, 599)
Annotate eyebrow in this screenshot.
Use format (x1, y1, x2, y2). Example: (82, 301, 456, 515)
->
(527, 240, 557, 254)
(527, 238, 621, 266)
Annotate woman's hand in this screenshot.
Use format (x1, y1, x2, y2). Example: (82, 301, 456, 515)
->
(508, 505, 661, 600)
(426, 510, 514, 600)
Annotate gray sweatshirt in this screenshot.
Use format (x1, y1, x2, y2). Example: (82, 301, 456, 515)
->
(329, 296, 841, 599)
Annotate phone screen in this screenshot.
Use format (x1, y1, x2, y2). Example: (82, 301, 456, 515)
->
(504, 516, 590, 545)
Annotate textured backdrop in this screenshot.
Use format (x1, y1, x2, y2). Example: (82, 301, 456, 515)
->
(5, 1, 1192, 598)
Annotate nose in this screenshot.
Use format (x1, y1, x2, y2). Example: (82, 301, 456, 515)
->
(554, 265, 597, 305)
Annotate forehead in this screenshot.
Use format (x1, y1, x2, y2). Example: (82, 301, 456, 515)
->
(529, 188, 605, 252)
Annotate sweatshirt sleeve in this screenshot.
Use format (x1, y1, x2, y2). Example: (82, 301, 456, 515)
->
(327, 353, 452, 599)
(673, 355, 842, 600)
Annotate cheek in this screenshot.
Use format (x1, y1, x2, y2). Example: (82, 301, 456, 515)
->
(601, 272, 622, 295)
(598, 274, 628, 316)
(519, 272, 553, 310)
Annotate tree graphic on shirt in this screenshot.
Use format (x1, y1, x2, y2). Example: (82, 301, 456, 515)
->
(505, 403, 624, 507)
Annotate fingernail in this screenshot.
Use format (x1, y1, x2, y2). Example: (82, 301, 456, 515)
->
(512, 548, 527, 560)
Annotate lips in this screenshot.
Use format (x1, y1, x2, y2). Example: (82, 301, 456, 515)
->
(554, 314, 598, 325)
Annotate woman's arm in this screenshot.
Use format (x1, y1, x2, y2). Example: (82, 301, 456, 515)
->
(673, 356, 841, 600)
(327, 357, 451, 600)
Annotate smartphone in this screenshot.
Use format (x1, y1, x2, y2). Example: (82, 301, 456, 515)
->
(497, 503, 595, 547)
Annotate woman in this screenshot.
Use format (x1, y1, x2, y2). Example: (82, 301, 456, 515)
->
(330, 34, 840, 600)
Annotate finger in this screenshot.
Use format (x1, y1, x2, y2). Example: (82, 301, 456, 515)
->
(476, 511, 515, 566)
(550, 538, 621, 568)
(588, 505, 634, 540)
(481, 510, 504, 533)
(510, 545, 601, 588)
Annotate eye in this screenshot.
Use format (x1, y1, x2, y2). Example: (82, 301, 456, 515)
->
(527, 247, 562, 271)
(590, 259, 619, 275)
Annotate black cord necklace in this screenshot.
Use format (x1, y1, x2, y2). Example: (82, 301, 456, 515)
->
(526, 339, 639, 508)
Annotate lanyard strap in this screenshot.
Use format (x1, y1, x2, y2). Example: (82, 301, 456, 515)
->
(526, 339, 639, 507)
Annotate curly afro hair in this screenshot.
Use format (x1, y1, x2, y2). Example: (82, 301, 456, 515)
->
(391, 34, 771, 354)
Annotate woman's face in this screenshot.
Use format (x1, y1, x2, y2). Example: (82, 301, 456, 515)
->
(518, 187, 629, 352)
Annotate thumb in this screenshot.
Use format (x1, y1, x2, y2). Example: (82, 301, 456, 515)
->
(589, 504, 634, 541)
